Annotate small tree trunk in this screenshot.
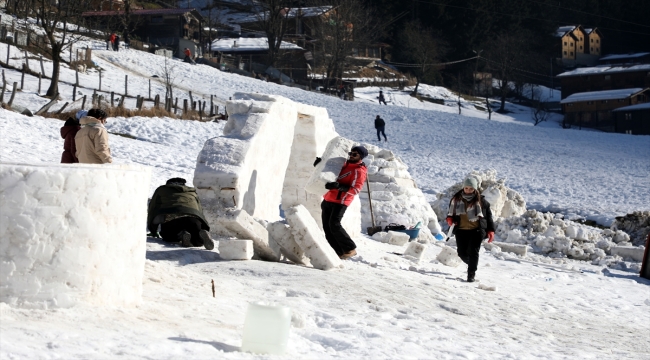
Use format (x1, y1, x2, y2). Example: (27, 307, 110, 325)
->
(46, 55, 61, 97)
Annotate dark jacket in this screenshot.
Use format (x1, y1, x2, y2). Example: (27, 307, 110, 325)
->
(374, 117, 385, 129)
(60, 118, 80, 163)
(147, 184, 210, 233)
(448, 191, 495, 239)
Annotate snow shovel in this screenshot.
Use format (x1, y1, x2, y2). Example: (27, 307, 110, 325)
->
(366, 181, 382, 236)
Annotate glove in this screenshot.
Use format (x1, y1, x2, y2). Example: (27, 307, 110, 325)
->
(325, 182, 339, 190)
(487, 231, 495, 243)
(338, 184, 350, 192)
(446, 217, 454, 226)
(313, 157, 322, 167)
(147, 232, 160, 238)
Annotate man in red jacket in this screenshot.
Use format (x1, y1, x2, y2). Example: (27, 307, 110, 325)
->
(321, 145, 368, 259)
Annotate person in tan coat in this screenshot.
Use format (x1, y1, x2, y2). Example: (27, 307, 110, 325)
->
(75, 108, 112, 164)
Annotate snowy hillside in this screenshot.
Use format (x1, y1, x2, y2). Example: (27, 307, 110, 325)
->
(1, 26, 650, 359)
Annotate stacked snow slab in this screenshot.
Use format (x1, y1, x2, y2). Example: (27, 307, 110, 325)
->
(358, 144, 441, 240)
(371, 231, 410, 246)
(404, 242, 426, 261)
(0, 162, 151, 308)
(285, 205, 342, 270)
(267, 221, 310, 265)
(437, 246, 462, 267)
(218, 209, 281, 261)
(219, 240, 254, 260)
(303, 136, 362, 238)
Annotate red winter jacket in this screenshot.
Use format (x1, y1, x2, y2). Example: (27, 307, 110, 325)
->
(110, 34, 116, 43)
(323, 161, 367, 206)
(60, 119, 80, 163)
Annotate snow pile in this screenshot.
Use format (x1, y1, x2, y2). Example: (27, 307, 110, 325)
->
(0, 162, 151, 308)
(495, 210, 644, 270)
(431, 169, 527, 220)
(611, 211, 650, 246)
(360, 145, 442, 242)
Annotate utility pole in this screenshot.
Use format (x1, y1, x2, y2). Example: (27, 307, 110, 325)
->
(472, 50, 483, 96)
(550, 57, 554, 98)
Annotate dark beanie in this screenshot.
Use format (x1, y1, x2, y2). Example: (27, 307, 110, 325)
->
(351, 146, 368, 159)
(166, 177, 187, 185)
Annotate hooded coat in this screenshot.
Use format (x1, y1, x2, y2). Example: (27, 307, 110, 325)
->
(60, 118, 80, 163)
(147, 184, 210, 233)
(322, 161, 367, 206)
(75, 116, 112, 164)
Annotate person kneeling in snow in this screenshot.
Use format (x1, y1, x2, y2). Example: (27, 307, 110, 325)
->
(147, 178, 214, 250)
(75, 108, 112, 164)
(446, 177, 495, 282)
(321, 146, 368, 259)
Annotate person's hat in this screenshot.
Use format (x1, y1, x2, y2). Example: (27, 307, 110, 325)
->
(166, 177, 187, 185)
(75, 110, 88, 120)
(463, 177, 478, 190)
(351, 146, 368, 160)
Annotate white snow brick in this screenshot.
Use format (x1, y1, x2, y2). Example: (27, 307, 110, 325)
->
(285, 205, 342, 270)
(404, 242, 426, 261)
(388, 231, 410, 246)
(194, 93, 299, 225)
(376, 149, 395, 160)
(218, 209, 281, 261)
(218, 240, 254, 260)
(304, 136, 356, 196)
(491, 241, 528, 256)
(0, 162, 151, 309)
(478, 284, 497, 292)
(267, 221, 310, 265)
(610, 246, 645, 262)
(371, 191, 393, 201)
(437, 246, 462, 267)
(372, 231, 392, 243)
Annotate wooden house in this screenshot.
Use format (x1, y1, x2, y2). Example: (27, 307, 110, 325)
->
(555, 25, 601, 67)
(560, 88, 649, 131)
(612, 102, 650, 135)
(82, 8, 203, 58)
(599, 52, 650, 66)
(557, 65, 650, 99)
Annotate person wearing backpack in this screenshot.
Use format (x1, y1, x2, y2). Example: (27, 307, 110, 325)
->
(446, 177, 495, 282)
(321, 146, 368, 259)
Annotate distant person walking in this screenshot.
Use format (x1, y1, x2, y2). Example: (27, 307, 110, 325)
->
(75, 108, 112, 164)
(446, 177, 495, 282)
(60, 110, 86, 163)
(321, 146, 368, 259)
(374, 115, 387, 142)
(113, 35, 120, 51)
(378, 90, 387, 105)
(109, 33, 116, 51)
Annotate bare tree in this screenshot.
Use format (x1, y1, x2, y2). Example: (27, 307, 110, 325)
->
(399, 20, 447, 97)
(529, 85, 551, 126)
(308, 0, 382, 90)
(484, 32, 533, 113)
(26, 0, 92, 97)
(160, 55, 178, 101)
(253, 0, 294, 67)
(116, 0, 143, 46)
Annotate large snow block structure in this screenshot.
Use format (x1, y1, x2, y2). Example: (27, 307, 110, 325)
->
(193, 93, 337, 236)
(285, 205, 342, 270)
(0, 162, 151, 308)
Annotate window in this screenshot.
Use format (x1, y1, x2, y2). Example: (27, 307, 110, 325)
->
(580, 46, 583, 50)
(591, 38, 593, 43)
(564, 41, 567, 46)
(625, 113, 632, 120)
(626, 130, 633, 134)
(151, 16, 163, 24)
(570, 51, 574, 56)
(596, 39, 599, 43)
(605, 75, 611, 80)
(587, 101, 594, 105)
(580, 37, 583, 41)
(602, 100, 608, 103)
(563, 51, 567, 56)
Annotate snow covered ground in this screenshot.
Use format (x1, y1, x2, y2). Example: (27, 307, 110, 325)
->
(1, 27, 650, 359)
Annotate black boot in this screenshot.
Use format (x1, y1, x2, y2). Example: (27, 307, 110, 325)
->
(177, 230, 192, 247)
(199, 230, 214, 250)
(467, 271, 476, 283)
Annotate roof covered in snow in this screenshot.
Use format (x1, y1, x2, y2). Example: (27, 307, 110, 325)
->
(612, 102, 650, 112)
(82, 8, 202, 18)
(555, 25, 579, 37)
(560, 88, 645, 104)
(557, 64, 650, 77)
(236, 6, 333, 24)
(600, 52, 650, 61)
(211, 37, 303, 52)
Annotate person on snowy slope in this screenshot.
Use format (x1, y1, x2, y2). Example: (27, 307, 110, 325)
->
(322, 146, 368, 259)
(446, 177, 495, 282)
(147, 178, 214, 250)
(60, 110, 86, 163)
(374, 115, 387, 142)
(74, 108, 112, 164)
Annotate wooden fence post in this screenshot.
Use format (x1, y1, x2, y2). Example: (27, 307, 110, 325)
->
(0, 81, 6, 103)
(174, 97, 178, 115)
(75, 68, 79, 86)
(39, 55, 44, 76)
(6, 43, 10, 64)
(7, 82, 17, 107)
(20, 64, 25, 90)
(38, 73, 41, 94)
(124, 75, 128, 96)
(111, 91, 115, 107)
(82, 95, 86, 110)
(99, 69, 102, 91)
(118, 95, 124, 107)
(56, 102, 69, 114)
(148, 79, 151, 100)
(183, 99, 188, 115)
(189, 91, 193, 106)
(192, 101, 196, 111)
(72, 84, 77, 101)
(23, 50, 28, 70)
(210, 95, 214, 116)
(2, 69, 5, 85)
(154, 94, 160, 108)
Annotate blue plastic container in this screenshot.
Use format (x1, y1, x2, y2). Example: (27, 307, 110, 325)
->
(393, 228, 420, 240)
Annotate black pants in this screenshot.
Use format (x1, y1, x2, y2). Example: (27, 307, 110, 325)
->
(379, 98, 387, 105)
(321, 201, 356, 256)
(161, 217, 203, 247)
(376, 127, 387, 141)
(455, 229, 483, 273)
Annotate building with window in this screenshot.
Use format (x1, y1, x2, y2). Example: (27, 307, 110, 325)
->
(555, 25, 602, 67)
(612, 102, 650, 135)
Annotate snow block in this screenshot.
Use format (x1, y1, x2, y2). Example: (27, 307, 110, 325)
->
(0, 162, 151, 308)
(218, 209, 280, 261)
(285, 205, 342, 270)
(388, 231, 410, 246)
(404, 242, 426, 261)
(267, 221, 310, 265)
(491, 241, 528, 256)
(437, 246, 462, 267)
(371, 231, 392, 243)
(610, 246, 645, 262)
(218, 239, 254, 260)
